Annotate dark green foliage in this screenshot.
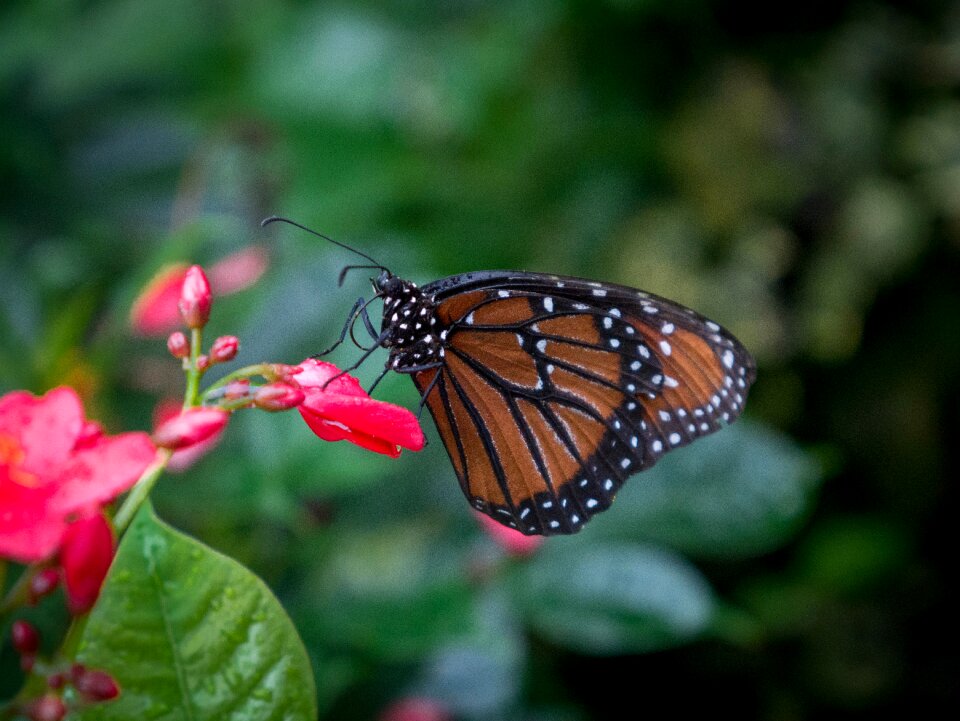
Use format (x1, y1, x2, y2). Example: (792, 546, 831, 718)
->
(2, 0, 956, 717)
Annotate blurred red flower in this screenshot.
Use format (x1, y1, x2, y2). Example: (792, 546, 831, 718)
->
(296, 359, 425, 458)
(0, 388, 156, 563)
(475, 512, 543, 556)
(130, 263, 189, 336)
(129, 246, 269, 337)
(60, 512, 115, 614)
(380, 697, 450, 721)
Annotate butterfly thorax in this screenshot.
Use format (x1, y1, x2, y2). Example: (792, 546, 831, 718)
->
(377, 276, 445, 371)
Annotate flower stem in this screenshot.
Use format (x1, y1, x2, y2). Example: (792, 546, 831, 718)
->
(183, 327, 203, 409)
(113, 450, 172, 535)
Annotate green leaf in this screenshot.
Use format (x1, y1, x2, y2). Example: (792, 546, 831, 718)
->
(592, 421, 822, 558)
(72, 504, 316, 721)
(512, 541, 716, 655)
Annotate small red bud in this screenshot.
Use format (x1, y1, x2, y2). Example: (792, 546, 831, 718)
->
(224, 379, 251, 401)
(167, 331, 189, 358)
(178, 265, 212, 329)
(29, 569, 61, 603)
(11, 620, 40, 655)
(195, 354, 210, 372)
(209, 335, 239, 364)
(47, 673, 67, 689)
(26, 695, 67, 721)
(74, 668, 121, 701)
(253, 382, 305, 412)
(153, 407, 230, 450)
(70, 663, 87, 684)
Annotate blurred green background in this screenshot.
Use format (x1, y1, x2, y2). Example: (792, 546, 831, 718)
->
(2, 0, 957, 717)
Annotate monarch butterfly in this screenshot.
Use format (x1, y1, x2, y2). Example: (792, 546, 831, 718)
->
(265, 217, 756, 536)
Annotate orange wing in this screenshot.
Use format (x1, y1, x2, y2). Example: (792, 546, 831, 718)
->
(412, 281, 755, 535)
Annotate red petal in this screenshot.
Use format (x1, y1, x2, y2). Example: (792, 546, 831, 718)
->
(47, 433, 157, 518)
(209, 245, 269, 295)
(0, 498, 68, 563)
(300, 393, 425, 452)
(129, 264, 188, 337)
(0, 387, 84, 479)
(298, 409, 401, 457)
(295, 359, 368, 397)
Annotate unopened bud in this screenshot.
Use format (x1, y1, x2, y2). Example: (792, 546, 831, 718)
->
(178, 265, 212, 329)
(195, 354, 210, 372)
(47, 673, 67, 690)
(60, 514, 115, 615)
(11, 620, 40, 655)
(153, 407, 230, 450)
(26, 694, 66, 721)
(254, 382, 305, 412)
(29, 569, 61, 604)
(167, 331, 189, 358)
(210, 335, 239, 364)
(224, 379, 251, 401)
(74, 668, 121, 701)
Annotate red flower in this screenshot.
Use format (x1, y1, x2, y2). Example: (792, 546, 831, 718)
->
(0, 388, 156, 564)
(380, 698, 450, 721)
(296, 359, 425, 458)
(60, 512, 115, 614)
(129, 248, 269, 337)
(130, 263, 189, 336)
(475, 512, 543, 556)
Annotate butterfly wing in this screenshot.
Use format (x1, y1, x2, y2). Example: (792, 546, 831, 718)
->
(411, 272, 756, 536)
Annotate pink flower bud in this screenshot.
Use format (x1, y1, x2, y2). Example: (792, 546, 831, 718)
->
(195, 354, 210, 372)
(224, 379, 251, 401)
(153, 407, 230, 450)
(60, 513, 115, 615)
(253, 382, 305, 412)
(26, 695, 67, 721)
(210, 335, 239, 364)
(178, 265, 212, 329)
(167, 331, 189, 358)
(11, 620, 40, 655)
(29, 569, 61, 604)
(74, 668, 121, 701)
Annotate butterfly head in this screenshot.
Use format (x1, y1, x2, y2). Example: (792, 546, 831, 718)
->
(377, 275, 439, 357)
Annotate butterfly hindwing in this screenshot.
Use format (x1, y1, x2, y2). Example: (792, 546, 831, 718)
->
(412, 272, 756, 535)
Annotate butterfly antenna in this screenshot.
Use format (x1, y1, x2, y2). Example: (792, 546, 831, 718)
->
(261, 216, 390, 273)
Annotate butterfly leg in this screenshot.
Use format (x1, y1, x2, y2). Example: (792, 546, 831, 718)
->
(320, 331, 391, 389)
(415, 366, 443, 419)
(349, 297, 382, 350)
(314, 297, 369, 357)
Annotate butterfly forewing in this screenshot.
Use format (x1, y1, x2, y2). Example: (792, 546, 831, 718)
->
(410, 272, 756, 535)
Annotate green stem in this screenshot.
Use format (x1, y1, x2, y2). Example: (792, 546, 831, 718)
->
(201, 363, 276, 398)
(113, 450, 172, 535)
(183, 327, 203, 409)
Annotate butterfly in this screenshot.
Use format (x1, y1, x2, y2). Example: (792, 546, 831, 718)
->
(264, 217, 757, 536)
